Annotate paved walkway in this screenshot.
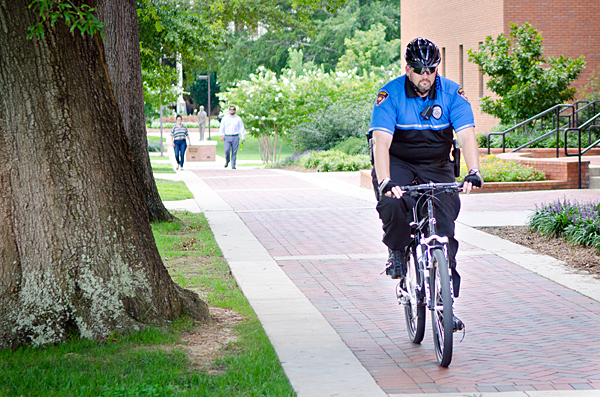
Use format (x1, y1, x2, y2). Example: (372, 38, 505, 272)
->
(157, 154, 600, 397)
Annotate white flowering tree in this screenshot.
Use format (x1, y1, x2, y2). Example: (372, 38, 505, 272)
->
(218, 65, 399, 163)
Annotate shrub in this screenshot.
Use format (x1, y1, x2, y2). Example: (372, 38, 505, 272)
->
(290, 102, 372, 154)
(296, 150, 370, 172)
(528, 198, 600, 252)
(331, 136, 369, 155)
(148, 140, 163, 152)
(458, 155, 545, 182)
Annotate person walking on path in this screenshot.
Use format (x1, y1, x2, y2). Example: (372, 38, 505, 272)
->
(197, 105, 207, 141)
(369, 38, 483, 327)
(219, 105, 245, 169)
(171, 114, 191, 170)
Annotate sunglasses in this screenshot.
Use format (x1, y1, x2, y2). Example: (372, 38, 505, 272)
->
(412, 66, 437, 75)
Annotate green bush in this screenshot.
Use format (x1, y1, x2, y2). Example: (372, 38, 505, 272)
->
(148, 140, 163, 152)
(528, 198, 600, 252)
(296, 150, 370, 172)
(458, 154, 545, 182)
(289, 99, 372, 153)
(331, 136, 369, 155)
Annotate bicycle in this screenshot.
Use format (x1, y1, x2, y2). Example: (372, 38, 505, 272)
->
(396, 181, 463, 367)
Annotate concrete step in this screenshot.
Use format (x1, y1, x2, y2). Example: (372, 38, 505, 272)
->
(590, 165, 600, 177)
(590, 176, 600, 189)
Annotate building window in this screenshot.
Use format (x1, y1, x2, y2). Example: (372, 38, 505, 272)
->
(441, 47, 446, 77)
(458, 45, 464, 87)
(478, 42, 484, 97)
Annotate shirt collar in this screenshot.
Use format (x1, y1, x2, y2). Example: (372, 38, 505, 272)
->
(405, 75, 438, 100)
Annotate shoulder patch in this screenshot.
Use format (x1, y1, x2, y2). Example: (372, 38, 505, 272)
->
(457, 88, 469, 103)
(375, 91, 389, 107)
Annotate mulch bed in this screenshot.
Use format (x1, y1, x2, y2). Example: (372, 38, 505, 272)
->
(476, 226, 600, 276)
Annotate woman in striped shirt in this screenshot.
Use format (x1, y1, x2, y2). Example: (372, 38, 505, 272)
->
(171, 115, 191, 170)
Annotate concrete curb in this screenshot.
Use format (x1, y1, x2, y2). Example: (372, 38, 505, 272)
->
(178, 171, 387, 397)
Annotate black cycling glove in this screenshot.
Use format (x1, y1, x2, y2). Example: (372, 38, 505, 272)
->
(378, 177, 399, 197)
(463, 168, 484, 187)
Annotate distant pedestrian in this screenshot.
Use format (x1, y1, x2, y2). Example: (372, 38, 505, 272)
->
(171, 115, 191, 170)
(197, 105, 207, 141)
(219, 106, 245, 169)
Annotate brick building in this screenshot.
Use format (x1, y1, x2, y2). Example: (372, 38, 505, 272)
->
(401, 0, 600, 133)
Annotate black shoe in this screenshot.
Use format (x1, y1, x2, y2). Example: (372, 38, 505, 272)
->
(232, 166, 236, 169)
(385, 248, 406, 279)
(224, 162, 229, 168)
(453, 316, 464, 332)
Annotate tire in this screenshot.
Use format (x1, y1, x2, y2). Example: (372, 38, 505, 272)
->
(403, 247, 425, 343)
(430, 248, 453, 367)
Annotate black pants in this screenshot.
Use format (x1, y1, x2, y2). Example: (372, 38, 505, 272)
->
(373, 156, 462, 296)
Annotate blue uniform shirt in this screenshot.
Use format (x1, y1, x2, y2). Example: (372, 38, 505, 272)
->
(369, 75, 474, 164)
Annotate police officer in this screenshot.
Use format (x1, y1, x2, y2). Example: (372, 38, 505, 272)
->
(369, 38, 483, 326)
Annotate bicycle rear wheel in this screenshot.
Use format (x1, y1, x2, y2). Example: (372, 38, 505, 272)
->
(403, 248, 425, 343)
(429, 248, 453, 367)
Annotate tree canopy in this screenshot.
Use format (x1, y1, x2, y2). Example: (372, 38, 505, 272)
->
(468, 23, 586, 124)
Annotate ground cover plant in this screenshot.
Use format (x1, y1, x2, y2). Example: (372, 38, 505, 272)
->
(0, 212, 294, 397)
(458, 154, 545, 182)
(290, 150, 370, 172)
(529, 198, 600, 252)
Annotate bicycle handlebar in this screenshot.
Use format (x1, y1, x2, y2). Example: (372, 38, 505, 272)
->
(400, 181, 464, 194)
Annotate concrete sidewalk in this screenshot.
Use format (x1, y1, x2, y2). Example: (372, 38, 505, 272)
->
(160, 161, 600, 397)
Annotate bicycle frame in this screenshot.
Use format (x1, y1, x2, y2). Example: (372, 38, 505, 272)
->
(407, 183, 455, 310)
(400, 181, 461, 366)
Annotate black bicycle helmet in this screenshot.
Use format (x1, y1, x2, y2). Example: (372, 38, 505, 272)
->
(405, 38, 441, 68)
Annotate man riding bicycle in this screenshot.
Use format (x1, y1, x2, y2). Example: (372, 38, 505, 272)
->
(369, 38, 483, 327)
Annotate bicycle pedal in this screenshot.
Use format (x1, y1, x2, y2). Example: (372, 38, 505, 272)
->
(453, 316, 464, 332)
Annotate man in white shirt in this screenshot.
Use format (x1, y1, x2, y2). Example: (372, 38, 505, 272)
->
(219, 105, 246, 169)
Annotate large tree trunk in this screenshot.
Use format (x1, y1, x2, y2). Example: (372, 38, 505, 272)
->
(0, 0, 207, 348)
(97, 0, 173, 222)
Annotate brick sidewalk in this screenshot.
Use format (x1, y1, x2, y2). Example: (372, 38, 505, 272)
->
(195, 169, 600, 394)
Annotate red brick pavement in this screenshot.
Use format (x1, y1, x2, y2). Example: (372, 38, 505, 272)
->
(194, 169, 600, 394)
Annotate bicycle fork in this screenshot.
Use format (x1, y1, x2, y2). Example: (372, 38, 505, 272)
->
(420, 236, 454, 311)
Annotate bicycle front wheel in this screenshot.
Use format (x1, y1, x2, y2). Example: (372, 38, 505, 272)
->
(403, 248, 425, 343)
(429, 248, 453, 367)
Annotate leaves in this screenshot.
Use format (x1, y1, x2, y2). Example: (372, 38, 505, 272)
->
(467, 23, 586, 124)
(27, 0, 105, 40)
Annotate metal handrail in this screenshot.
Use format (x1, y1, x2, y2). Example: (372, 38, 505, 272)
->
(486, 100, 600, 156)
(486, 103, 575, 155)
(563, 110, 600, 188)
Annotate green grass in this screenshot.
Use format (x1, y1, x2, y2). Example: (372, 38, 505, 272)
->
(155, 179, 194, 201)
(151, 161, 176, 174)
(213, 135, 294, 162)
(0, 212, 294, 397)
(147, 135, 166, 143)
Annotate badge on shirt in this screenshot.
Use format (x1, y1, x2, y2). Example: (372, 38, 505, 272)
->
(375, 91, 389, 107)
(432, 105, 443, 120)
(457, 88, 469, 103)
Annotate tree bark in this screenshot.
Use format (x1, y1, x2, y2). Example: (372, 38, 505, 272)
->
(96, 0, 173, 223)
(0, 0, 208, 348)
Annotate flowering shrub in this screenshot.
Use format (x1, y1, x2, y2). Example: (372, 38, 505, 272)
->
(458, 155, 545, 182)
(529, 198, 600, 252)
(217, 66, 400, 163)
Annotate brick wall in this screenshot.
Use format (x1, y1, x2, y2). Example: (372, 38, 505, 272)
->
(504, 0, 600, 98)
(402, 0, 504, 135)
(402, 0, 600, 135)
